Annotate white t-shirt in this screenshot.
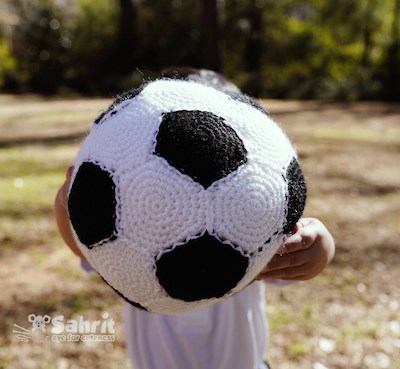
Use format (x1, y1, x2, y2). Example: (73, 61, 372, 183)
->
(81, 260, 271, 369)
(123, 281, 269, 369)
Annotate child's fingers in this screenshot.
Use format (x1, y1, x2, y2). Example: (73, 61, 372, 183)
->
(264, 249, 310, 271)
(276, 233, 312, 255)
(63, 166, 74, 193)
(66, 166, 74, 182)
(256, 249, 310, 280)
(257, 249, 322, 280)
(256, 262, 309, 280)
(57, 166, 74, 208)
(256, 218, 334, 281)
(277, 218, 321, 255)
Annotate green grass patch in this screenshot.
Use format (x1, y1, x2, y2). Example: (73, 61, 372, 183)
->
(69, 293, 94, 314)
(23, 109, 98, 124)
(0, 102, 103, 142)
(268, 299, 320, 332)
(310, 127, 397, 144)
(336, 269, 356, 292)
(31, 250, 48, 265)
(336, 319, 380, 343)
(0, 215, 59, 250)
(268, 304, 291, 329)
(53, 265, 84, 280)
(0, 171, 65, 216)
(286, 341, 311, 358)
(37, 298, 63, 313)
(0, 143, 79, 249)
(0, 144, 78, 218)
(0, 145, 78, 177)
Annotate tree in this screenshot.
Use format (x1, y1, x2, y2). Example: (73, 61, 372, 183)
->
(201, 0, 222, 71)
(114, 0, 139, 73)
(12, 0, 70, 94)
(380, 0, 400, 100)
(243, 1, 264, 96)
(3, 0, 399, 99)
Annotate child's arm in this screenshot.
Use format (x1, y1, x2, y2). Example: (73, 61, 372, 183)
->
(256, 218, 335, 281)
(54, 166, 86, 260)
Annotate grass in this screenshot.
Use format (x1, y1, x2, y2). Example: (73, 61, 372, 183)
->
(0, 145, 78, 175)
(2, 172, 63, 213)
(337, 320, 380, 343)
(0, 97, 131, 369)
(0, 144, 79, 251)
(0, 145, 77, 215)
(1, 95, 399, 369)
(309, 126, 399, 144)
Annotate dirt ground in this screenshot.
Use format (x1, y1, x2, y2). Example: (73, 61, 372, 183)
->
(0, 95, 399, 369)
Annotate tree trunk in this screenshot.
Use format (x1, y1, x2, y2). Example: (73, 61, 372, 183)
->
(245, 6, 263, 96)
(383, 0, 400, 99)
(115, 0, 138, 73)
(202, 0, 222, 71)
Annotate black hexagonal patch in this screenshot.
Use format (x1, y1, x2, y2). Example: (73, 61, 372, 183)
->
(68, 162, 117, 247)
(282, 157, 307, 234)
(155, 233, 249, 302)
(154, 110, 248, 189)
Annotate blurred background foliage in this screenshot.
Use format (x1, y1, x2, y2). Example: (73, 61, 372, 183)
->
(0, 0, 399, 100)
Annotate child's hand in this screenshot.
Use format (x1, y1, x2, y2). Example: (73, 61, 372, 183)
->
(256, 218, 335, 281)
(54, 166, 86, 260)
(56, 166, 74, 208)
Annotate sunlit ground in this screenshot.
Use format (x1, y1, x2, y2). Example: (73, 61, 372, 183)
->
(0, 95, 399, 369)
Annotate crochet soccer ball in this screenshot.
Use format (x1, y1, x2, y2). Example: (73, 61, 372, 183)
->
(67, 78, 307, 313)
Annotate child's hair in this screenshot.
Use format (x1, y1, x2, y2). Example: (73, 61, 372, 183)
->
(159, 66, 241, 93)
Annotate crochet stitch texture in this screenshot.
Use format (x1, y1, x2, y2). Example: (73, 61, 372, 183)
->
(68, 79, 307, 314)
